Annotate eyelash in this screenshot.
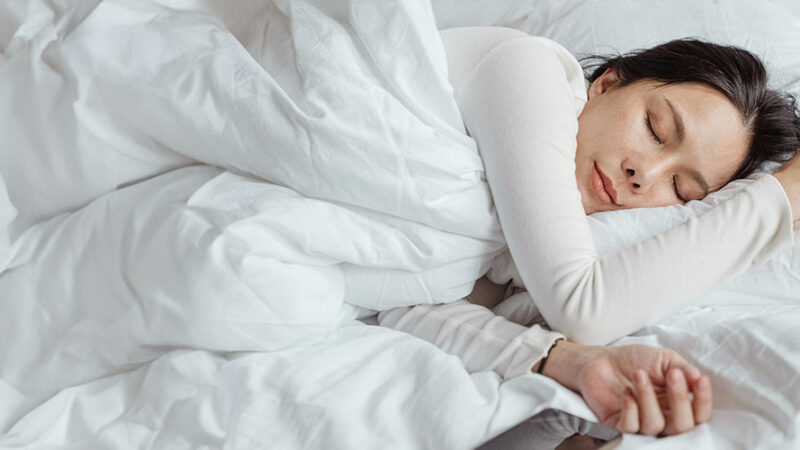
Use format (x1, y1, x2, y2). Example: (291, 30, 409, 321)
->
(645, 114, 662, 144)
(647, 114, 685, 202)
(673, 176, 686, 203)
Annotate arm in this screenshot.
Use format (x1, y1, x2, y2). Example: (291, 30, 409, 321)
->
(445, 27, 796, 344)
(378, 302, 713, 436)
(377, 300, 564, 380)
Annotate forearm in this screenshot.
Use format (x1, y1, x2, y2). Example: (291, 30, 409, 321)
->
(377, 300, 564, 380)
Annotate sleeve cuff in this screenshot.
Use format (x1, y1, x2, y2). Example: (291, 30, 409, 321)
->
(503, 325, 565, 380)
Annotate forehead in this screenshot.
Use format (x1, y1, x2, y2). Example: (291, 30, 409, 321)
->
(646, 81, 750, 188)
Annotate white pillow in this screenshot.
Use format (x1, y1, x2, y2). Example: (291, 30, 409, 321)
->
(432, 0, 800, 97)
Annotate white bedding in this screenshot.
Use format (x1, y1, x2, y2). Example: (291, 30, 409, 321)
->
(0, 1, 799, 449)
(0, 165, 595, 449)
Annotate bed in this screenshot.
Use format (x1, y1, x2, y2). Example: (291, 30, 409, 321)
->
(0, 1, 798, 449)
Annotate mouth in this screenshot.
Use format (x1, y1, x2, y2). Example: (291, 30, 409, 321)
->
(592, 162, 618, 205)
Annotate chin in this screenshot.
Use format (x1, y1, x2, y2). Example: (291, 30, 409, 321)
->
(586, 200, 618, 215)
(578, 186, 598, 215)
(580, 197, 597, 215)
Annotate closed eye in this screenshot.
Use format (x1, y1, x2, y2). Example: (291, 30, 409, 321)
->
(673, 176, 687, 203)
(646, 114, 662, 144)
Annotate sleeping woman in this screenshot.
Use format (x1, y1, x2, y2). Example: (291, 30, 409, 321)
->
(377, 27, 800, 441)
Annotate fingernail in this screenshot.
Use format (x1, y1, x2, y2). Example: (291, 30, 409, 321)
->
(636, 371, 648, 385)
(670, 370, 683, 384)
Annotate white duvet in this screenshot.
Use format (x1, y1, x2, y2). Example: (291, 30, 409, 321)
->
(0, 1, 798, 449)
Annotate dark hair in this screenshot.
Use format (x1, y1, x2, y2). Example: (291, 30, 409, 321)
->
(581, 38, 800, 181)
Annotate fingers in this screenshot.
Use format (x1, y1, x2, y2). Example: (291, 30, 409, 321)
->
(663, 351, 702, 385)
(691, 376, 713, 424)
(680, 364, 702, 385)
(620, 394, 640, 434)
(664, 352, 714, 426)
(662, 369, 695, 435)
(633, 369, 666, 435)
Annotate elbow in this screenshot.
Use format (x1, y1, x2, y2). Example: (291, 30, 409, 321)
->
(548, 316, 616, 346)
(542, 270, 624, 345)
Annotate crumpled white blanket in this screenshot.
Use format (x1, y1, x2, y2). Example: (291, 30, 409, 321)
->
(1, 1, 799, 449)
(1, 165, 599, 448)
(0, 0, 507, 299)
(0, 0, 595, 448)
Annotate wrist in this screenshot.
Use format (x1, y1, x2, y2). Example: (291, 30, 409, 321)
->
(539, 339, 602, 392)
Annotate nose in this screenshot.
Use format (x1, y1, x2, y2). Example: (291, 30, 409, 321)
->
(623, 154, 676, 193)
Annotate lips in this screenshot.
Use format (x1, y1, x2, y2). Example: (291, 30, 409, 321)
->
(592, 162, 618, 205)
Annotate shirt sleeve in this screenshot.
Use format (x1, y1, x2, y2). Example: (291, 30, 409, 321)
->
(444, 27, 796, 345)
(377, 299, 564, 380)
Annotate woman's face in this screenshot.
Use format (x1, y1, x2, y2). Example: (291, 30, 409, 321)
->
(575, 69, 750, 215)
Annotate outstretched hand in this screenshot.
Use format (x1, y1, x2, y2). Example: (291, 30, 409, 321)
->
(542, 340, 712, 436)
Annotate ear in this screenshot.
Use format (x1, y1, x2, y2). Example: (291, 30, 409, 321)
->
(587, 68, 620, 100)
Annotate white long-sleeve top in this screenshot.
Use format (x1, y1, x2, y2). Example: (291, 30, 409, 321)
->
(378, 27, 796, 380)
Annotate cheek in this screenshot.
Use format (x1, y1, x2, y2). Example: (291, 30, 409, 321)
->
(614, 107, 645, 144)
(585, 105, 641, 155)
